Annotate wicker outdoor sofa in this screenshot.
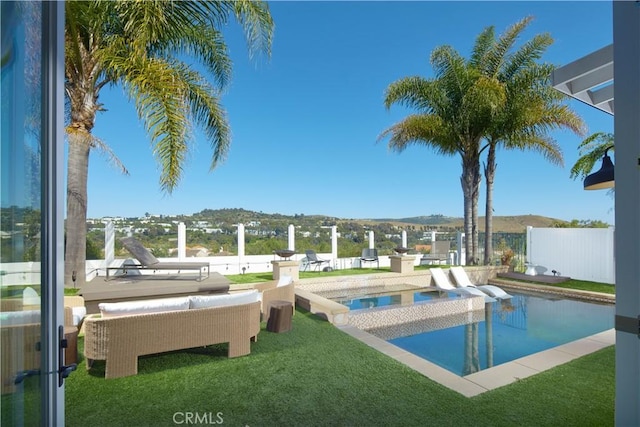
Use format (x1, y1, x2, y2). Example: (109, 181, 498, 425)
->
(83, 293, 262, 379)
(83, 277, 296, 379)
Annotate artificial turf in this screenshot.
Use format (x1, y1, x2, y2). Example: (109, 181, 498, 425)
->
(65, 309, 614, 427)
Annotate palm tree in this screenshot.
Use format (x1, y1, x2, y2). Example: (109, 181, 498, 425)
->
(379, 39, 505, 265)
(472, 17, 586, 264)
(380, 17, 585, 265)
(64, 1, 273, 287)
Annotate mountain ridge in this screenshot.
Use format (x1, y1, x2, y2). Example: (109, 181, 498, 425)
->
(184, 209, 570, 233)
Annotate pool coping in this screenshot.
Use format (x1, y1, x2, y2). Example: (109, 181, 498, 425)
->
(339, 324, 614, 397)
(337, 280, 616, 397)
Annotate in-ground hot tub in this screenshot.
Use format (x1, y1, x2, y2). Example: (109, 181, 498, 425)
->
(295, 278, 486, 329)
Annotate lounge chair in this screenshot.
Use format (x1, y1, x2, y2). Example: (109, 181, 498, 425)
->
(360, 248, 379, 268)
(430, 267, 496, 303)
(106, 237, 210, 281)
(450, 266, 513, 300)
(303, 250, 331, 271)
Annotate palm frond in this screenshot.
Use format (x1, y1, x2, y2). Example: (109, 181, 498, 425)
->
(508, 134, 564, 166)
(113, 54, 192, 192)
(483, 16, 533, 77)
(89, 135, 130, 175)
(378, 114, 458, 156)
(501, 33, 553, 80)
(383, 76, 432, 111)
(470, 25, 495, 68)
(570, 132, 615, 180)
(175, 65, 231, 170)
(150, 23, 232, 89)
(232, 0, 274, 60)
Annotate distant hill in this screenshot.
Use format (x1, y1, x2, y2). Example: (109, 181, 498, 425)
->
(179, 209, 569, 233)
(355, 214, 565, 233)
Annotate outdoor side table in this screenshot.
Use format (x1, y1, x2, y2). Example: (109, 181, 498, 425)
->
(266, 300, 293, 333)
(64, 326, 79, 365)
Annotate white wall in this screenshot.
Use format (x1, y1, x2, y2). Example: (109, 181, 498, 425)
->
(527, 226, 615, 284)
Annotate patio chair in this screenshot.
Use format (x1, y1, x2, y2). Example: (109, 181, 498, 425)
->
(430, 267, 495, 303)
(106, 237, 210, 281)
(420, 240, 451, 265)
(360, 248, 379, 268)
(303, 250, 331, 271)
(450, 266, 512, 300)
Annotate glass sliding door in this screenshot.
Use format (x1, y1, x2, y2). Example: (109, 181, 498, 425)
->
(1, 1, 65, 425)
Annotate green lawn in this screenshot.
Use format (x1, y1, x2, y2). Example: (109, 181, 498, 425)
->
(501, 277, 615, 295)
(65, 309, 614, 426)
(226, 267, 396, 284)
(61, 270, 615, 425)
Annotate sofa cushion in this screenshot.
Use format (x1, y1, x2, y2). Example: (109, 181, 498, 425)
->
(71, 306, 87, 326)
(99, 297, 190, 318)
(189, 290, 260, 309)
(0, 310, 41, 326)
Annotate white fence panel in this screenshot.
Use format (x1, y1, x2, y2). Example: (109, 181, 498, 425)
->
(527, 226, 615, 284)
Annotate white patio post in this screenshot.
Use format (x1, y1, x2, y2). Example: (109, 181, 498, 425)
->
(177, 222, 186, 260)
(288, 224, 295, 251)
(368, 230, 374, 249)
(104, 221, 115, 269)
(237, 224, 245, 257)
(237, 224, 245, 273)
(401, 230, 407, 248)
(331, 226, 338, 264)
(456, 232, 465, 266)
(614, 2, 640, 424)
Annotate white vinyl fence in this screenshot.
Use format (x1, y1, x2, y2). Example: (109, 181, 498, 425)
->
(526, 226, 615, 284)
(0, 224, 616, 286)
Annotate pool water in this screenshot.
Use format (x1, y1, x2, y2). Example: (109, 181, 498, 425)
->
(335, 291, 433, 310)
(377, 292, 614, 376)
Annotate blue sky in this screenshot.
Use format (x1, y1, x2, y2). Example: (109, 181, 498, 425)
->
(85, 1, 615, 223)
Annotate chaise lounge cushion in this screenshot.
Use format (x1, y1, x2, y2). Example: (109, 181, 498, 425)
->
(189, 290, 260, 309)
(99, 297, 190, 318)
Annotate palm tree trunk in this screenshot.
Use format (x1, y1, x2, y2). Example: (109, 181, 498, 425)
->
(64, 130, 90, 287)
(471, 171, 481, 265)
(484, 143, 497, 265)
(461, 169, 474, 266)
(461, 144, 484, 265)
(462, 149, 482, 265)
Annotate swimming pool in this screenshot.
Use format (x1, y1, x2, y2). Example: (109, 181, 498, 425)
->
(368, 291, 614, 376)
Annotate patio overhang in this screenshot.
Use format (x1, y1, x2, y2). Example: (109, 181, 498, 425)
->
(551, 44, 614, 115)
